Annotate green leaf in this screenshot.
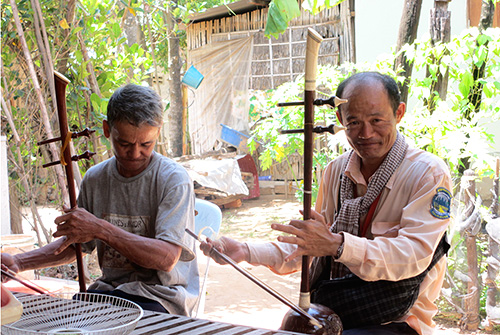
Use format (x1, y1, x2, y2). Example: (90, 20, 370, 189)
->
(477, 34, 491, 46)
(265, 0, 300, 38)
(100, 99, 108, 115)
(474, 45, 488, 66)
(75, 50, 83, 63)
(90, 93, 102, 112)
(483, 83, 493, 98)
(428, 64, 438, 76)
(112, 22, 121, 38)
(459, 71, 473, 97)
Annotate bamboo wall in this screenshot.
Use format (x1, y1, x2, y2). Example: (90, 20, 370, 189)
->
(186, 1, 355, 90)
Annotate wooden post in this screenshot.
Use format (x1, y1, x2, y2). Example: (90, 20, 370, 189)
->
(182, 84, 189, 156)
(485, 158, 499, 331)
(461, 169, 481, 331)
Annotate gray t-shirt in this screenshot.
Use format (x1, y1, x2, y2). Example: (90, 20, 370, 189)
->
(79, 152, 199, 316)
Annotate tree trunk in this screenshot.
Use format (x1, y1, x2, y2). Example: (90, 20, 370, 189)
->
(426, 0, 451, 112)
(76, 32, 105, 166)
(145, 2, 161, 96)
(393, 0, 423, 104)
(121, 2, 147, 83)
(166, 3, 183, 158)
(479, 0, 495, 30)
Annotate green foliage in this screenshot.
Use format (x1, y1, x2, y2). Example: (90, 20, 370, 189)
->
(1, 0, 229, 212)
(401, 27, 500, 176)
(251, 27, 500, 203)
(248, 60, 402, 202)
(248, 66, 342, 202)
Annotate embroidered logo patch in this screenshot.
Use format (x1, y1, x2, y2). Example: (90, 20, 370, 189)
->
(430, 187, 451, 219)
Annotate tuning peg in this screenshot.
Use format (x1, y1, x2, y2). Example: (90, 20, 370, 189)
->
(42, 150, 96, 168)
(37, 128, 96, 146)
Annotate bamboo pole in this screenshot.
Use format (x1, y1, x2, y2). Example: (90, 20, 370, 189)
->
(31, 0, 84, 185)
(30, 0, 57, 115)
(1, 94, 50, 246)
(9, 0, 70, 207)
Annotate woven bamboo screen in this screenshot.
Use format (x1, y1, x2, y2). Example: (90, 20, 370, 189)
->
(186, 1, 354, 90)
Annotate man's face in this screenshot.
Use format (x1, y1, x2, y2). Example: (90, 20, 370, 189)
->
(103, 120, 160, 178)
(336, 80, 405, 169)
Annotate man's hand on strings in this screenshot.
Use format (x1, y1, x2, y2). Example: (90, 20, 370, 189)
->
(271, 209, 342, 262)
(200, 236, 249, 265)
(53, 206, 101, 254)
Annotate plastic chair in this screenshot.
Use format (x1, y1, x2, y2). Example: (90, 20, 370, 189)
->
(193, 198, 222, 317)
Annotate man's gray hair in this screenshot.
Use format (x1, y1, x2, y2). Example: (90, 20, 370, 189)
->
(107, 84, 163, 128)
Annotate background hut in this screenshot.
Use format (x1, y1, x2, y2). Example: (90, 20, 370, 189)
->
(184, 0, 355, 158)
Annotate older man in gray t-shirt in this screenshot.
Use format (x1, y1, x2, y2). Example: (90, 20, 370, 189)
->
(2, 84, 199, 316)
(80, 151, 198, 316)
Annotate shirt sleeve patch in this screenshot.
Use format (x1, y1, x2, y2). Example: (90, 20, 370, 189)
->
(430, 187, 451, 219)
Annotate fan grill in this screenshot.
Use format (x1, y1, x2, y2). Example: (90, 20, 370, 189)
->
(2, 293, 143, 335)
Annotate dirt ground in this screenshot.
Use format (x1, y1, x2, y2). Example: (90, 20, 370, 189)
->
(13, 194, 499, 334)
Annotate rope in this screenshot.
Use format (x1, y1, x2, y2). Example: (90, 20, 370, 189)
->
(59, 131, 73, 166)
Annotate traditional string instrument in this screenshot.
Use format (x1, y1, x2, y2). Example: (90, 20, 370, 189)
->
(37, 71, 95, 292)
(275, 27, 346, 335)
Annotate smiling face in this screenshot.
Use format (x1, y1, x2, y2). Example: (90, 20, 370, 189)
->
(336, 79, 405, 177)
(103, 120, 160, 178)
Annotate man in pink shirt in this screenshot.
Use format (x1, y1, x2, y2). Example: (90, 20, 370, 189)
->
(202, 72, 451, 335)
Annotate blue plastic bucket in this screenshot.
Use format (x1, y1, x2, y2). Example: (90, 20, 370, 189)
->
(220, 124, 250, 147)
(182, 65, 204, 89)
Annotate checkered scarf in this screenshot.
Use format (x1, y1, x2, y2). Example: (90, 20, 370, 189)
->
(326, 132, 408, 278)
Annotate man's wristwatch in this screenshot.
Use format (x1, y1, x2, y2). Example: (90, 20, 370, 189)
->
(333, 235, 344, 260)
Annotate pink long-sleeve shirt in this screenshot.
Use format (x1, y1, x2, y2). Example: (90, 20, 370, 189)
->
(247, 147, 452, 335)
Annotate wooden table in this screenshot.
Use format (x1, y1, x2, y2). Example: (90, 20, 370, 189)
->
(131, 310, 305, 334)
(5, 292, 305, 335)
